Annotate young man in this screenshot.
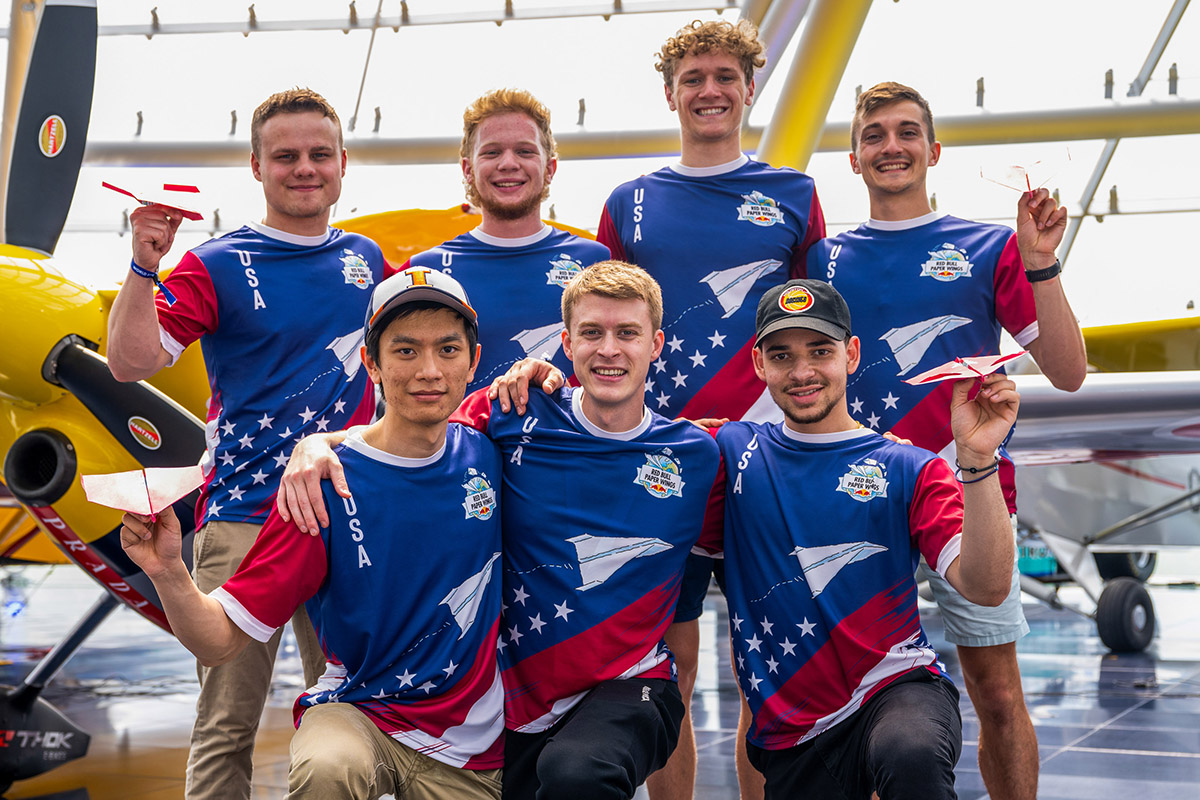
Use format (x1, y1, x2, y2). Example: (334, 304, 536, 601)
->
(596, 20, 825, 799)
(281, 261, 722, 800)
(106, 89, 390, 799)
(278, 88, 610, 532)
(803, 82, 1088, 800)
(697, 278, 1020, 800)
(119, 268, 505, 800)
(406, 88, 609, 392)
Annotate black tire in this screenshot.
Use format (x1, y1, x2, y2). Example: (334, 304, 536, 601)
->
(1095, 551, 1157, 582)
(1096, 577, 1155, 652)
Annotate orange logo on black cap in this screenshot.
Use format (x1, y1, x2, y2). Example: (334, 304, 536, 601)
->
(38, 116, 66, 158)
(778, 286, 814, 314)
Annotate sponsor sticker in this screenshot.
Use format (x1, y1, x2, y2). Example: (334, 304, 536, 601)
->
(128, 416, 162, 450)
(545, 254, 584, 288)
(341, 251, 374, 289)
(38, 115, 66, 158)
(736, 190, 785, 227)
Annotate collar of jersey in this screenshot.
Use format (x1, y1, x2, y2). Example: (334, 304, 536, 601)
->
(342, 427, 447, 468)
(779, 424, 874, 445)
(668, 153, 749, 178)
(469, 224, 553, 248)
(570, 387, 652, 440)
(863, 210, 945, 232)
(246, 221, 333, 246)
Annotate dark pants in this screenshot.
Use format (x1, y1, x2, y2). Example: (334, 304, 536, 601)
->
(503, 678, 685, 800)
(748, 670, 963, 800)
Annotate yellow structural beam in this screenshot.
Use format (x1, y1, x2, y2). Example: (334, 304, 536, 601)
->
(756, 0, 872, 170)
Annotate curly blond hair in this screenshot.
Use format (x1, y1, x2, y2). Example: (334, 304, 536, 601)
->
(656, 19, 765, 87)
(562, 260, 664, 332)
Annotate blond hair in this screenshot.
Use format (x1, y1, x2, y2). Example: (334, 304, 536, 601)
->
(851, 82, 935, 149)
(251, 88, 342, 157)
(656, 19, 765, 87)
(460, 88, 557, 207)
(562, 260, 664, 332)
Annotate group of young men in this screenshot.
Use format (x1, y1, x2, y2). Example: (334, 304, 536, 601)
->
(110, 15, 1085, 800)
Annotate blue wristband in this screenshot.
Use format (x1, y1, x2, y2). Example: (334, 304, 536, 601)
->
(130, 259, 177, 306)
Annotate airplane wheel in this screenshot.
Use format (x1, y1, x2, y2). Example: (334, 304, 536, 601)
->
(1095, 577, 1155, 653)
(1095, 551, 1157, 582)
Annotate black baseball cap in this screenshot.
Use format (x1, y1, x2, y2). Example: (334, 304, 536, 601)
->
(754, 279, 852, 347)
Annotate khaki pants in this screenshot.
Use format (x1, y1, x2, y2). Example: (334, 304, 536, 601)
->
(185, 520, 326, 800)
(288, 704, 502, 800)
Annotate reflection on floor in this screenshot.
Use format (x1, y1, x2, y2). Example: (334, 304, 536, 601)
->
(1, 559, 1199, 799)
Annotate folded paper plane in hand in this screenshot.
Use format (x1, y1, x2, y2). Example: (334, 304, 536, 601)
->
(81, 465, 204, 516)
(904, 352, 1027, 386)
(101, 181, 204, 220)
(979, 148, 1071, 194)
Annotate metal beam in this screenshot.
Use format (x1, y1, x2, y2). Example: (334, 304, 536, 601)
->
(1059, 0, 1190, 267)
(757, 0, 872, 170)
(739, 0, 774, 27)
(750, 0, 812, 102)
(81, 99, 1200, 168)
(0, 1, 739, 38)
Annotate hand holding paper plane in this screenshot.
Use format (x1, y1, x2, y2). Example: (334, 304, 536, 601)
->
(81, 465, 204, 517)
(102, 181, 204, 221)
(903, 352, 1027, 386)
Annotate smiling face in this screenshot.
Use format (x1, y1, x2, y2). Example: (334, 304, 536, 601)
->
(849, 99, 941, 206)
(562, 294, 664, 432)
(364, 307, 479, 433)
(665, 50, 754, 155)
(753, 328, 860, 434)
(250, 110, 346, 236)
(462, 111, 556, 224)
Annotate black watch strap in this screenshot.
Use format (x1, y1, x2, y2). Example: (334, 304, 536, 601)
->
(1025, 259, 1061, 283)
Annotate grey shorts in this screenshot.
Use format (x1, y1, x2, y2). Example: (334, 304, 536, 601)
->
(915, 517, 1029, 648)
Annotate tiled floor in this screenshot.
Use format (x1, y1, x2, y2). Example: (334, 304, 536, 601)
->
(2, 556, 1199, 799)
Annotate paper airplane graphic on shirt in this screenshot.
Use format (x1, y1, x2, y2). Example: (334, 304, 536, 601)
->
(440, 552, 501, 639)
(569, 533, 672, 592)
(880, 315, 971, 376)
(327, 329, 366, 380)
(701, 259, 784, 319)
(81, 465, 205, 517)
(904, 351, 1028, 385)
(790, 541, 887, 598)
(101, 180, 204, 220)
(511, 322, 565, 359)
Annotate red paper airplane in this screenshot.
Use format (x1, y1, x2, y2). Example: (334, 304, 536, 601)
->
(81, 465, 205, 517)
(903, 352, 1027, 385)
(102, 180, 204, 220)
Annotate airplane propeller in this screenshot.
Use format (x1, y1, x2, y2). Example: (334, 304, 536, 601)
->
(2, 0, 96, 254)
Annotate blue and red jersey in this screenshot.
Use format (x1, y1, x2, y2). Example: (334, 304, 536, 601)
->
(599, 155, 824, 422)
(212, 425, 505, 769)
(155, 223, 391, 525)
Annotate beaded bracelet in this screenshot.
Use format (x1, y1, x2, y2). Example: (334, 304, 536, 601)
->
(130, 259, 177, 306)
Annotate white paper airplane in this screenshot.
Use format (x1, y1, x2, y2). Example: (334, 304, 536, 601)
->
(81, 465, 205, 517)
(790, 541, 888, 598)
(440, 552, 501, 639)
(904, 351, 1027, 385)
(568, 533, 672, 591)
(102, 180, 204, 220)
(701, 259, 783, 318)
(880, 315, 971, 376)
(326, 329, 365, 380)
(512, 321, 565, 359)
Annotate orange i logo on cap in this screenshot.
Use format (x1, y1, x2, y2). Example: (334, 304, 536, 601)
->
(778, 286, 814, 314)
(38, 115, 67, 158)
(406, 267, 431, 286)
